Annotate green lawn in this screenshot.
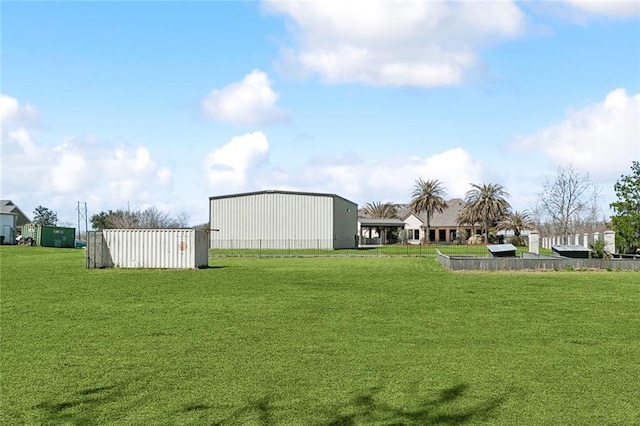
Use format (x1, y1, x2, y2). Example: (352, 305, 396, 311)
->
(1, 246, 639, 425)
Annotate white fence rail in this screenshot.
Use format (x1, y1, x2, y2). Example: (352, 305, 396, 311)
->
(540, 231, 615, 253)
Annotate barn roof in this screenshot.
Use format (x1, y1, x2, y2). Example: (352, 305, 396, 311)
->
(0, 200, 31, 225)
(209, 190, 357, 207)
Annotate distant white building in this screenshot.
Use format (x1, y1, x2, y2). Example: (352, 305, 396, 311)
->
(209, 190, 358, 250)
(358, 199, 483, 244)
(1, 200, 30, 244)
(0, 211, 17, 244)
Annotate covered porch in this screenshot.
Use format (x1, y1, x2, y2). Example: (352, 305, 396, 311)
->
(358, 218, 405, 246)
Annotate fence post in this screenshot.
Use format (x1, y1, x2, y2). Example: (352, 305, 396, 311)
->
(604, 231, 615, 255)
(529, 230, 540, 255)
(259, 239, 262, 256)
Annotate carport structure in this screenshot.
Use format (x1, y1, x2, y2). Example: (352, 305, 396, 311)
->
(358, 217, 405, 245)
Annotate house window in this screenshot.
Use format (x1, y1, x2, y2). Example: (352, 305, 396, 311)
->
(407, 229, 419, 240)
(438, 229, 446, 241)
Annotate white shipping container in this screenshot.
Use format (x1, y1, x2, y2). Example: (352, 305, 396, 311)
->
(88, 229, 209, 268)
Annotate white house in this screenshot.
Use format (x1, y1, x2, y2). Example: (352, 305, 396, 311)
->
(358, 199, 482, 245)
(1, 200, 30, 244)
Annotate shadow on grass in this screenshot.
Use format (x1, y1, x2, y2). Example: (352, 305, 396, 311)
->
(209, 384, 506, 425)
(324, 384, 506, 425)
(35, 382, 505, 424)
(210, 396, 275, 426)
(34, 384, 123, 425)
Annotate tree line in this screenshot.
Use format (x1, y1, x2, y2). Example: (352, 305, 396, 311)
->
(363, 161, 640, 253)
(90, 207, 190, 230)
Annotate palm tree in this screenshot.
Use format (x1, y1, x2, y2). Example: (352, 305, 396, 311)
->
(409, 179, 448, 243)
(463, 183, 510, 243)
(456, 204, 481, 238)
(496, 210, 537, 237)
(363, 201, 397, 219)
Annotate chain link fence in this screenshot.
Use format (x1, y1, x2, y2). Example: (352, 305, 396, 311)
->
(209, 239, 494, 257)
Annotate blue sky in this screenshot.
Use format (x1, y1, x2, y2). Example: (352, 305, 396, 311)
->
(2, 1, 639, 227)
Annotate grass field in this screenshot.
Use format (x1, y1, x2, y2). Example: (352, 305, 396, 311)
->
(1, 246, 639, 425)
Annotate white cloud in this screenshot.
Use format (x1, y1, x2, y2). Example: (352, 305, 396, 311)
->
(2, 133, 172, 202)
(1, 98, 175, 223)
(563, 0, 639, 18)
(511, 88, 640, 178)
(0, 94, 39, 127)
(203, 131, 270, 191)
(294, 148, 485, 203)
(263, 0, 527, 88)
(202, 70, 288, 126)
(202, 135, 486, 206)
(50, 145, 89, 193)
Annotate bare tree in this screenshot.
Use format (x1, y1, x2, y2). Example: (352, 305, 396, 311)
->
(175, 212, 191, 228)
(105, 209, 140, 229)
(138, 207, 179, 228)
(92, 207, 187, 229)
(535, 164, 597, 241)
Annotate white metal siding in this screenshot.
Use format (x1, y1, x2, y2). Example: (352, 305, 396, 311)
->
(210, 192, 336, 249)
(100, 229, 208, 268)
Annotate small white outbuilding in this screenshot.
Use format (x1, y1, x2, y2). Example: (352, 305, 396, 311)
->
(209, 190, 358, 250)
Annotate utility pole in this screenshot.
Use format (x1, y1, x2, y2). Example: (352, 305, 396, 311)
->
(77, 201, 88, 242)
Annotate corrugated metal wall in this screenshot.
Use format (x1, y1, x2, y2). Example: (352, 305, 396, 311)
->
(333, 196, 358, 249)
(88, 229, 208, 269)
(211, 192, 355, 249)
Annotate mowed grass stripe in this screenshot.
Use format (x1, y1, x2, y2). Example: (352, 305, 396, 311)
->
(1, 247, 639, 425)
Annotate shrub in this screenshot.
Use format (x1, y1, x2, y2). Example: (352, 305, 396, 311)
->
(397, 229, 409, 244)
(509, 235, 526, 246)
(454, 230, 468, 245)
(590, 239, 608, 259)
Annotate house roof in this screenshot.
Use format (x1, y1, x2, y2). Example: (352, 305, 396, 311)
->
(358, 198, 481, 228)
(358, 217, 405, 227)
(0, 200, 30, 225)
(398, 198, 475, 227)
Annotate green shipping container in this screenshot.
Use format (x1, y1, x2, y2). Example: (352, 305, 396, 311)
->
(21, 224, 76, 248)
